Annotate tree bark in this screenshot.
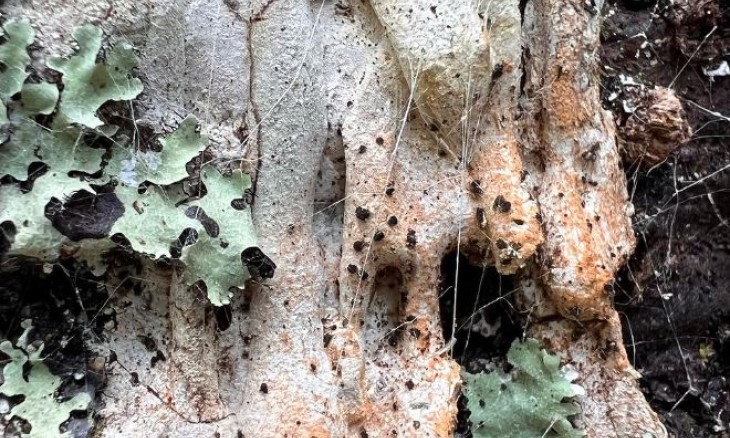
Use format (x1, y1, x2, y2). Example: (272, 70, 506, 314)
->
(2, 0, 667, 436)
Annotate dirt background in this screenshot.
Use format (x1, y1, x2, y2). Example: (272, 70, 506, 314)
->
(603, 0, 730, 436)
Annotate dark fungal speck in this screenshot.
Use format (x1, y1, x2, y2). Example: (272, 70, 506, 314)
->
(476, 207, 486, 228)
(358, 145, 367, 154)
(374, 230, 385, 241)
(406, 229, 416, 247)
(353, 240, 365, 251)
(376, 136, 384, 145)
(347, 264, 358, 274)
(259, 383, 268, 394)
(491, 62, 504, 80)
(231, 198, 249, 210)
(469, 180, 483, 195)
(492, 195, 511, 213)
(387, 215, 398, 226)
(355, 206, 371, 220)
(323, 333, 333, 348)
(385, 183, 395, 196)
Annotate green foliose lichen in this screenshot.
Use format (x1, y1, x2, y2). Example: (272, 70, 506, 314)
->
(0, 326, 91, 438)
(463, 338, 584, 438)
(0, 19, 268, 305)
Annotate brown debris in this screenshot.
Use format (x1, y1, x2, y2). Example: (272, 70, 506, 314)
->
(618, 86, 693, 166)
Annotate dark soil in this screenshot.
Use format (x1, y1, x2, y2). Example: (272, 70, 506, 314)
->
(603, 0, 730, 436)
(0, 256, 122, 438)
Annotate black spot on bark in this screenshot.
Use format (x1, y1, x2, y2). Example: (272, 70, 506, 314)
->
(406, 229, 416, 247)
(355, 206, 371, 220)
(492, 195, 511, 213)
(323, 333, 333, 348)
(151, 350, 166, 367)
(476, 207, 486, 228)
(491, 63, 504, 81)
(241, 247, 276, 279)
(0, 221, 16, 255)
(215, 305, 232, 331)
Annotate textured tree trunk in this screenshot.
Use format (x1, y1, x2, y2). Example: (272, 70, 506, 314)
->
(3, 0, 668, 436)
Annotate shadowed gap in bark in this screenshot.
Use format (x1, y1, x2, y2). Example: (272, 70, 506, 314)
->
(438, 251, 522, 370)
(439, 251, 522, 437)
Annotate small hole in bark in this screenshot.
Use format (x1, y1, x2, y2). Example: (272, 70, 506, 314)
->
(439, 251, 521, 367)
